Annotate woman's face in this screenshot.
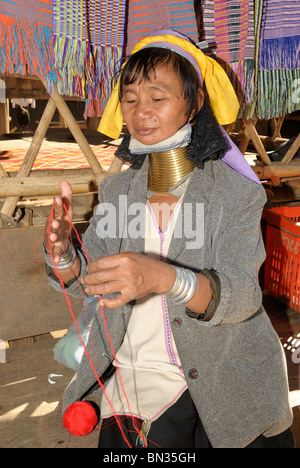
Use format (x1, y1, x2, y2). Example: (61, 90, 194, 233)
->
(120, 63, 190, 145)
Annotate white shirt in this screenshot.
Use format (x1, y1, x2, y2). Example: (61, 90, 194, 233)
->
(100, 196, 188, 428)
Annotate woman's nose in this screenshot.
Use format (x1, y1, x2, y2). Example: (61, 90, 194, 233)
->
(134, 100, 153, 119)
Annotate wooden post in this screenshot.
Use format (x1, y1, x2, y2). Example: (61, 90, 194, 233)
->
(252, 163, 300, 180)
(281, 133, 300, 165)
(0, 162, 9, 178)
(239, 119, 257, 155)
(107, 156, 124, 173)
(271, 116, 285, 139)
(242, 119, 273, 165)
(0, 99, 9, 135)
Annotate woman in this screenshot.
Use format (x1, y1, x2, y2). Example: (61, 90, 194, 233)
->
(44, 30, 294, 448)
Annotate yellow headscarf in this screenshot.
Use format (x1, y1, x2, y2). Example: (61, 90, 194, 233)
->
(98, 31, 240, 139)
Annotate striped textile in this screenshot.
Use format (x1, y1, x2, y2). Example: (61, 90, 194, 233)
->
(256, 0, 300, 119)
(51, 0, 90, 101)
(0, 0, 53, 80)
(86, 0, 127, 117)
(199, 0, 256, 114)
(51, 0, 127, 118)
(125, 0, 199, 56)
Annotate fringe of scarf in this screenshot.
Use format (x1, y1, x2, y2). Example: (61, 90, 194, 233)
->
(83, 45, 124, 118)
(0, 14, 55, 83)
(253, 0, 300, 119)
(222, 60, 255, 114)
(51, 0, 126, 118)
(255, 68, 300, 119)
(49, 35, 93, 100)
(199, 0, 256, 117)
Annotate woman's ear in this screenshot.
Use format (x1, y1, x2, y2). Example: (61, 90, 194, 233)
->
(189, 88, 205, 121)
(195, 88, 205, 115)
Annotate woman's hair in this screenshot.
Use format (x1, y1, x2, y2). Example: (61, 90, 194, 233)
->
(119, 47, 202, 118)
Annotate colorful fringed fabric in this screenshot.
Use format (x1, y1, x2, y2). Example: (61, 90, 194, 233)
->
(52, 0, 127, 118)
(0, 0, 54, 81)
(199, 0, 256, 115)
(125, 0, 199, 56)
(255, 0, 300, 119)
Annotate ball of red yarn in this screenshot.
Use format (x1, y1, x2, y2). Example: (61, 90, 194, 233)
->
(63, 401, 99, 436)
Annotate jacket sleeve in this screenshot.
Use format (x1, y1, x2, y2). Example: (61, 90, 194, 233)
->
(197, 181, 267, 326)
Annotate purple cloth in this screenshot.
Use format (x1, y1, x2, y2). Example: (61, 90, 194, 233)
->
(148, 29, 193, 41)
(220, 127, 260, 185)
(144, 30, 203, 84)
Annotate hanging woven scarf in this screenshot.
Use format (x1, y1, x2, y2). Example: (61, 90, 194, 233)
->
(0, 0, 54, 81)
(256, 0, 300, 119)
(51, 0, 127, 118)
(199, 0, 256, 116)
(125, 0, 199, 55)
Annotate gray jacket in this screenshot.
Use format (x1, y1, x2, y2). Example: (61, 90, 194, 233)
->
(50, 157, 293, 448)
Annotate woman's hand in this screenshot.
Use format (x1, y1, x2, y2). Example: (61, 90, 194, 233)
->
(81, 252, 176, 309)
(44, 180, 73, 263)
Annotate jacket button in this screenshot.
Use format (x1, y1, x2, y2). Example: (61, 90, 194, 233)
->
(188, 368, 198, 379)
(173, 317, 182, 327)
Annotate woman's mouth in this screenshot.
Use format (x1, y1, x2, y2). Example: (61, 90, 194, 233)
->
(134, 127, 157, 136)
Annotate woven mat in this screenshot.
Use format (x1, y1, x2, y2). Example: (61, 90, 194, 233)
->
(0, 144, 119, 172)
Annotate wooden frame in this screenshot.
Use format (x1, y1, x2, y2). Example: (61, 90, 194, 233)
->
(237, 118, 300, 186)
(0, 78, 123, 221)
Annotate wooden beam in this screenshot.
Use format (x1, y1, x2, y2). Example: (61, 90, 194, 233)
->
(0, 173, 109, 197)
(0, 74, 42, 81)
(252, 163, 300, 180)
(5, 88, 84, 101)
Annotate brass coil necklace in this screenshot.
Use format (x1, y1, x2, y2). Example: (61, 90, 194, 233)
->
(147, 146, 194, 193)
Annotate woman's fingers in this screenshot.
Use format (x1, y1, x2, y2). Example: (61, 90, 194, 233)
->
(52, 195, 64, 219)
(81, 252, 175, 307)
(60, 180, 73, 218)
(44, 180, 74, 263)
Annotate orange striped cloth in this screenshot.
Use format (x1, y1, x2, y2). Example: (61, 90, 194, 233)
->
(0, 144, 119, 172)
(0, 0, 54, 80)
(198, 0, 256, 115)
(125, 0, 199, 55)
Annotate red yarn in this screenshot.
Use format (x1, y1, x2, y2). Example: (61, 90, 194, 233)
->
(47, 202, 145, 447)
(63, 402, 99, 436)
